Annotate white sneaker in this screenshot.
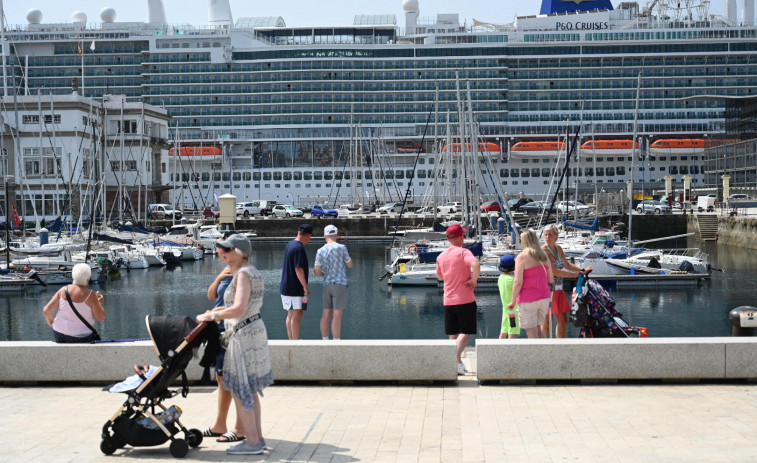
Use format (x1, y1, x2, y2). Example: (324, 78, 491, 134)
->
(457, 363, 471, 375)
(227, 440, 265, 455)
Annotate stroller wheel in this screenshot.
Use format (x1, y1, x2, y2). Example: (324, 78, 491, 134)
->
(169, 438, 189, 458)
(186, 428, 203, 448)
(100, 437, 118, 455)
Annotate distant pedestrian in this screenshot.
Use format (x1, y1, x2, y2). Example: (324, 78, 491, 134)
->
(280, 224, 313, 340)
(508, 229, 553, 339)
(541, 224, 591, 338)
(314, 225, 353, 340)
(436, 223, 481, 375)
(497, 254, 520, 339)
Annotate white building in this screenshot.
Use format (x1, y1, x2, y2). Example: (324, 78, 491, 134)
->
(0, 93, 171, 224)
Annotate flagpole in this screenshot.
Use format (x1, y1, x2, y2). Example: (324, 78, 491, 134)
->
(81, 37, 85, 96)
(0, 0, 8, 97)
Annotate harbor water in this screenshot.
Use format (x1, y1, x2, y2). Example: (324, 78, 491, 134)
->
(1, 239, 754, 342)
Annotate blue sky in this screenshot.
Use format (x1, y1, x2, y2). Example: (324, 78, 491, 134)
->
(3, 0, 732, 28)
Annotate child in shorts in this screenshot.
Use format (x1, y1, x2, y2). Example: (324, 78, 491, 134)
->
(498, 254, 520, 339)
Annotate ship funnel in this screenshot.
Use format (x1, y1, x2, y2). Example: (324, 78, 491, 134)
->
(209, 0, 234, 28)
(727, 0, 738, 22)
(147, 0, 167, 24)
(743, 0, 755, 26)
(403, 0, 419, 34)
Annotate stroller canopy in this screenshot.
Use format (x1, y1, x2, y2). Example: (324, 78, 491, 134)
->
(147, 316, 200, 359)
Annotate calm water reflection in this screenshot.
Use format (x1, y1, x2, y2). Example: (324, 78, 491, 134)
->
(1, 239, 752, 341)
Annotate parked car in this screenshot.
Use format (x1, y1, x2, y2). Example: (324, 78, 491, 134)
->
(258, 200, 277, 216)
(520, 201, 556, 216)
(636, 200, 671, 214)
(337, 204, 364, 215)
(729, 194, 752, 201)
(506, 198, 533, 212)
(480, 201, 501, 213)
(148, 203, 182, 220)
(272, 204, 304, 218)
(437, 201, 463, 214)
(311, 204, 339, 217)
(236, 201, 263, 217)
(202, 206, 220, 219)
(556, 200, 592, 217)
(378, 202, 406, 214)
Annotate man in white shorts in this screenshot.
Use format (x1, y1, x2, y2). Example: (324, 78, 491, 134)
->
(280, 224, 313, 340)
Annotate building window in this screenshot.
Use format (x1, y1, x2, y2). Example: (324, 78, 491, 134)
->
(125, 160, 137, 171)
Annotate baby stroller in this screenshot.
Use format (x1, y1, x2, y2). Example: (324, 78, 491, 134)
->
(570, 271, 648, 338)
(100, 315, 209, 458)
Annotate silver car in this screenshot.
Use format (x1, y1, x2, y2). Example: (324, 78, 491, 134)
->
(636, 200, 671, 214)
(272, 205, 304, 218)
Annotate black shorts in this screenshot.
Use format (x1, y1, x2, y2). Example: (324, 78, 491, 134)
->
(444, 301, 477, 335)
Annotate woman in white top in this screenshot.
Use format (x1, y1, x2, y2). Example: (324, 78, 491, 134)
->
(43, 263, 105, 343)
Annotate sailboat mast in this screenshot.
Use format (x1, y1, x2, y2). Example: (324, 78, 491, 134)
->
(628, 72, 642, 249)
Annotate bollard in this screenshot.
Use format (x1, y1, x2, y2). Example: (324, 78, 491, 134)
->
(729, 306, 757, 336)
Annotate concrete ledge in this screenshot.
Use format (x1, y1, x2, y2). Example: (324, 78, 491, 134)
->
(0, 341, 208, 383)
(476, 337, 757, 381)
(269, 340, 457, 381)
(0, 340, 458, 383)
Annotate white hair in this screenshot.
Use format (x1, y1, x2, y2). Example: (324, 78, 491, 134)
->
(71, 263, 92, 285)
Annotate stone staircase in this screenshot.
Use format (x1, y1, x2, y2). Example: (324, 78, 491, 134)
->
(697, 214, 719, 241)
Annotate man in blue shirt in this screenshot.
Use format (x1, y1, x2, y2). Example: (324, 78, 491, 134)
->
(280, 224, 313, 340)
(314, 225, 353, 340)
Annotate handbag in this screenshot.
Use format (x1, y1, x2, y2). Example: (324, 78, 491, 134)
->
(64, 286, 102, 342)
(219, 313, 261, 349)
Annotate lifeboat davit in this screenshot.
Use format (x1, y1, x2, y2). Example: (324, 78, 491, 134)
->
(442, 142, 501, 152)
(510, 141, 565, 157)
(169, 146, 223, 156)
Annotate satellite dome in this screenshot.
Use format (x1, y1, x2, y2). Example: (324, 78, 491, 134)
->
(71, 10, 87, 24)
(403, 0, 420, 14)
(100, 7, 116, 23)
(26, 8, 43, 24)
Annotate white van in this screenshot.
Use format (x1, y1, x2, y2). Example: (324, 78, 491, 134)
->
(696, 195, 716, 212)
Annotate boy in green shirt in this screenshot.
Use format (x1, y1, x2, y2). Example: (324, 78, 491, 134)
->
(498, 254, 520, 339)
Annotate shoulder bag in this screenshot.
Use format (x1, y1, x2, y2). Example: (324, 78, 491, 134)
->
(63, 286, 102, 342)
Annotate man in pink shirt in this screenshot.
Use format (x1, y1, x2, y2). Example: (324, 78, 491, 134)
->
(436, 223, 481, 375)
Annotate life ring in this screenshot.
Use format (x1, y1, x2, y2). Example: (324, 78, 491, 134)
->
(407, 244, 418, 254)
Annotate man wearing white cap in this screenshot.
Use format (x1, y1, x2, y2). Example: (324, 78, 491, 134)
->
(314, 225, 353, 340)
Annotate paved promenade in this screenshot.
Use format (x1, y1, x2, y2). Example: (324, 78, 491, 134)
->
(4, 362, 757, 463)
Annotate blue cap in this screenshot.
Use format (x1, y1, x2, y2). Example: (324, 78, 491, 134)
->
(499, 254, 515, 270)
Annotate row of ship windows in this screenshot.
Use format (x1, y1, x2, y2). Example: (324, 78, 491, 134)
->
(510, 76, 757, 91)
(173, 165, 701, 183)
(189, 176, 702, 192)
(523, 28, 757, 43)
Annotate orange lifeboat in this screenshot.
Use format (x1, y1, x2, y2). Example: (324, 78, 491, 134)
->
(649, 139, 706, 150)
(510, 141, 566, 156)
(168, 146, 223, 156)
(442, 142, 501, 152)
(580, 140, 639, 150)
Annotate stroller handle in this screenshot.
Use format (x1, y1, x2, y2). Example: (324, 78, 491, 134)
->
(184, 321, 208, 344)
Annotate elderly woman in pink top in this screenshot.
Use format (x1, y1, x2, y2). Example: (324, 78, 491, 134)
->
(507, 230, 553, 338)
(43, 263, 105, 343)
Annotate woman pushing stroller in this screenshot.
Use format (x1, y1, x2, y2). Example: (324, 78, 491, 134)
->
(541, 224, 592, 338)
(196, 234, 273, 456)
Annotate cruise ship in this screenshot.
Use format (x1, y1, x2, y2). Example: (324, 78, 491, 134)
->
(4, 0, 757, 212)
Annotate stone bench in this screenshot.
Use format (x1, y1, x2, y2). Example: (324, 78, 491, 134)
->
(476, 337, 757, 382)
(0, 340, 458, 383)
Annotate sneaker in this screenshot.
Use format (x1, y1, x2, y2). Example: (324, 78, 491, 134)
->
(226, 440, 265, 455)
(457, 363, 471, 375)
